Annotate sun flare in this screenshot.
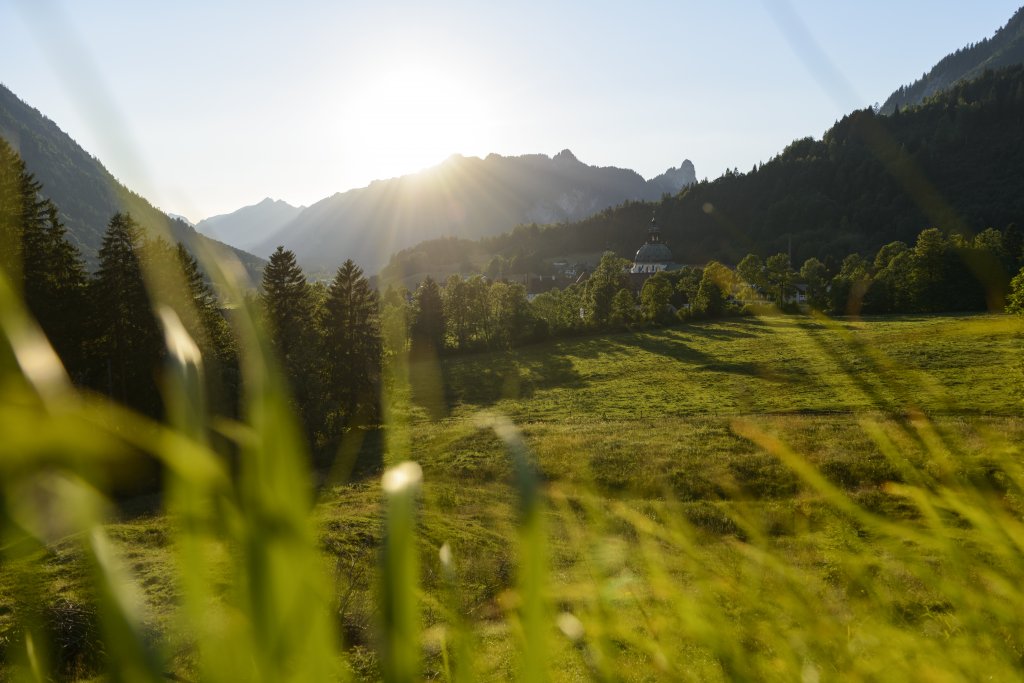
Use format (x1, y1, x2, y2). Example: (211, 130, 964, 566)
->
(345, 63, 494, 180)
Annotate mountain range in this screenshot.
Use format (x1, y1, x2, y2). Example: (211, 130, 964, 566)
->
(0, 84, 264, 276)
(881, 5, 1024, 114)
(199, 150, 695, 274)
(195, 197, 305, 252)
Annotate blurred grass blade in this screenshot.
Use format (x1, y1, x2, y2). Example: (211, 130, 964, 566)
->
(380, 461, 423, 683)
(477, 412, 548, 682)
(0, 269, 70, 405)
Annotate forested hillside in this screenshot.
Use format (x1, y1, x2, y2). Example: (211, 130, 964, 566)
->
(880, 6, 1024, 114)
(385, 66, 1024, 280)
(0, 84, 264, 275)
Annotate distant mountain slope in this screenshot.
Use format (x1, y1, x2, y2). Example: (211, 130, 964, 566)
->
(196, 197, 304, 251)
(255, 149, 695, 273)
(166, 212, 195, 227)
(386, 66, 1024, 279)
(880, 6, 1024, 114)
(0, 84, 264, 277)
(647, 159, 696, 196)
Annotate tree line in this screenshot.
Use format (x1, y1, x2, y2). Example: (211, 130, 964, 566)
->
(734, 224, 1023, 315)
(5, 129, 1024, 455)
(378, 219, 1024, 361)
(2, 134, 238, 419)
(0, 137, 382, 455)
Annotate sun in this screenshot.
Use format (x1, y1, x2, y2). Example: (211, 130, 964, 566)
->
(343, 63, 494, 181)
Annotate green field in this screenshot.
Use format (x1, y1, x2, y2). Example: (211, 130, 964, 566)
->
(3, 313, 1024, 680)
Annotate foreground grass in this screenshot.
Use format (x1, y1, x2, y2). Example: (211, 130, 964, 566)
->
(3, 313, 1023, 680)
(375, 313, 1024, 678)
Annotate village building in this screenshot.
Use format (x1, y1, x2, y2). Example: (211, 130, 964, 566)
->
(631, 216, 678, 274)
(624, 215, 682, 293)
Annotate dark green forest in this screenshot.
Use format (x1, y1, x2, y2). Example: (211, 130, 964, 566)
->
(880, 5, 1024, 113)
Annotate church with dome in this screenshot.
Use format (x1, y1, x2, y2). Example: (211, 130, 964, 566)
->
(631, 216, 679, 274)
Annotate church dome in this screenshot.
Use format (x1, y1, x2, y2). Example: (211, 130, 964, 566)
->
(631, 214, 678, 274)
(634, 242, 674, 263)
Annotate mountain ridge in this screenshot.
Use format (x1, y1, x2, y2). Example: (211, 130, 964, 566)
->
(0, 83, 265, 277)
(880, 5, 1024, 114)
(195, 197, 304, 251)
(249, 149, 695, 273)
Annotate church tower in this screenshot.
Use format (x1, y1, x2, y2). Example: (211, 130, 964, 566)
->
(631, 215, 677, 274)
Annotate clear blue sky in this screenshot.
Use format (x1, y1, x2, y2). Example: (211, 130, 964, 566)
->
(2, 0, 1021, 222)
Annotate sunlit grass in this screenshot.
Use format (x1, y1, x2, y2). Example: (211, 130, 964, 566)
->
(1, 234, 1023, 683)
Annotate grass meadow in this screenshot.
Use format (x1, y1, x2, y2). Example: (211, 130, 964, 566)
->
(2, 308, 1023, 680)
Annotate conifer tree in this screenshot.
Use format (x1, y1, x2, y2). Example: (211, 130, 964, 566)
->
(0, 138, 90, 374)
(261, 246, 320, 434)
(153, 242, 238, 415)
(0, 138, 47, 284)
(262, 247, 314, 361)
(188, 245, 238, 404)
(163, 243, 234, 363)
(23, 202, 89, 375)
(89, 212, 163, 415)
(322, 259, 382, 428)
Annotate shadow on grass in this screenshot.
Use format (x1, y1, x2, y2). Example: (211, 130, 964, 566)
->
(412, 317, 828, 416)
(314, 427, 386, 485)
(681, 318, 769, 340)
(437, 350, 585, 409)
(612, 330, 764, 378)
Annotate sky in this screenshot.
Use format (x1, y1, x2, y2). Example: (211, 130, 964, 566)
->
(1, 0, 1021, 223)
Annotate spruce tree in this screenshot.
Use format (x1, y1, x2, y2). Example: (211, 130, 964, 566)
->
(261, 246, 320, 435)
(0, 138, 48, 285)
(23, 202, 89, 376)
(174, 244, 233, 360)
(174, 243, 237, 415)
(262, 247, 313, 360)
(89, 212, 163, 415)
(322, 259, 381, 428)
(0, 138, 89, 375)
